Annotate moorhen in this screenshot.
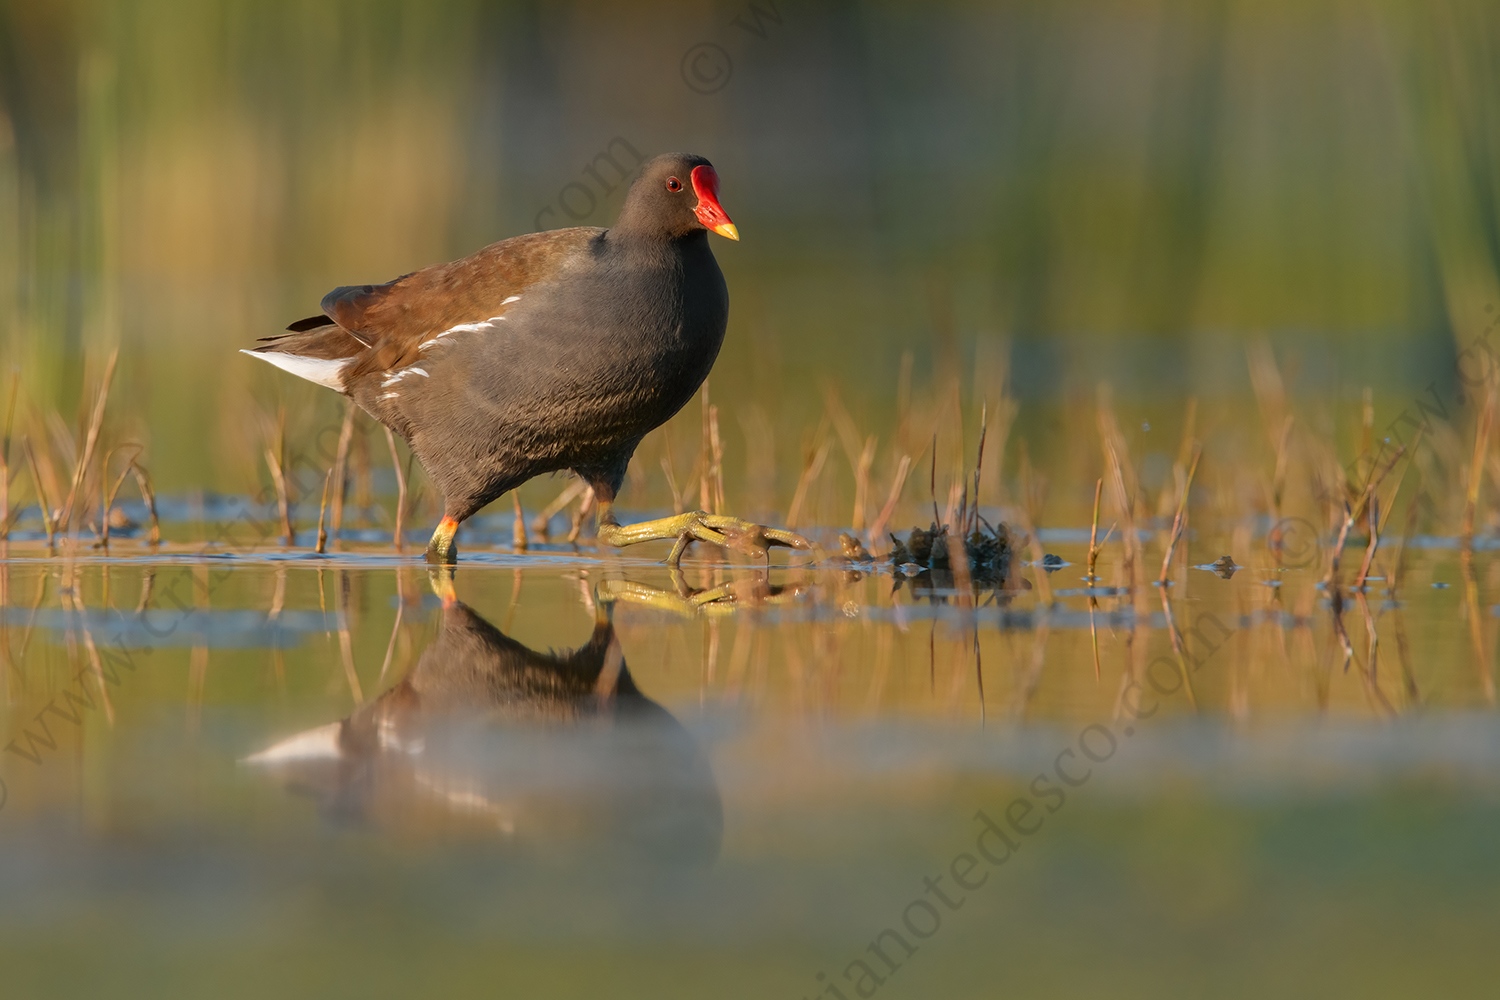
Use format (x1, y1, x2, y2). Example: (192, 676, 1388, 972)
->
(244, 152, 810, 564)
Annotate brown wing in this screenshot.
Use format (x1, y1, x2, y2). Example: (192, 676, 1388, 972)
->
(253, 228, 602, 382)
(327, 228, 601, 381)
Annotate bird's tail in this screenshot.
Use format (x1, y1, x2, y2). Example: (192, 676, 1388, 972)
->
(241, 319, 369, 392)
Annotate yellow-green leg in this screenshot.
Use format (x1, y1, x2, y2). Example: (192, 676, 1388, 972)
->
(593, 500, 812, 567)
(425, 515, 460, 564)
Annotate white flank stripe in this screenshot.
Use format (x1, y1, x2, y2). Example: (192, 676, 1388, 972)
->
(242, 723, 344, 765)
(241, 349, 347, 391)
(501, 295, 521, 305)
(381, 366, 429, 387)
(379, 392, 399, 400)
(438, 315, 507, 338)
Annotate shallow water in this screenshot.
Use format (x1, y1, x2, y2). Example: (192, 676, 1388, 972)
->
(2, 530, 1499, 998)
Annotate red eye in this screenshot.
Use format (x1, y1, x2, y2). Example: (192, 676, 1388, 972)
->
(665, 176, 683, 192)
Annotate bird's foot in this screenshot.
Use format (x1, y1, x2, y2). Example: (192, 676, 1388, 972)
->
(596, 509, 813, 567)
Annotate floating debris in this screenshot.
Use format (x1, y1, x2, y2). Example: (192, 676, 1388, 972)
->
(838, 532, 872, 561)
(1040, 553, 1067, 571)
(1433, 581, 1451, 590)
(889, 520, 1016, 590)
(1191, 554, 1239, 579)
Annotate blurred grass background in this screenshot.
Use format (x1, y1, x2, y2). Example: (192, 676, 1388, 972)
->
(2, 0, 1499, 517)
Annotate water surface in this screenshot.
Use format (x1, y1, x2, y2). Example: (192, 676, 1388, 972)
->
(2, 534, 1497, 998)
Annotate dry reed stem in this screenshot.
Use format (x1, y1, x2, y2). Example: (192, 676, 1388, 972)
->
(43, 410, 75, 480)
(1375, 436, 1418, 539)
(1324, 502, 1356, 593)
(1155, 399, 1197, 519)
(1097, 387, 1139, 591)
(314, 468, 333, 554)
(1360, 386, 1375, 462)
(822, 383, 868, 479)
(567, 486, 595, 543)
(72, 590, 117, 726)
(1249, 343, 1294, 520)
(1023, 515, 1052, 608)
(1461, 378, 1495, 553)
(1157, 589, 1200, 710)
(945, 519, 975, 611)
(698, 385, 713, 513)
(1006, 441, 1052, 606)
(329, 401, 356, 544)
(130, 463, 160, 546)
(895, 349, 914, 426)
(98, 445, 142, 550)
(867, 454, 913, 551)
(266, 410, 294, 546)
(378, 571, 406, 686)
(264, 443, 293, 547)
(1353, 495, 1381, 589)
(708, 402, 725, 514)
(1248, 341, 1289, 446)
(23, 436, 55, 549)
(59, 349, 118, 537)
(1461, 554, 1495, 704)
(1391, 493, 1421, 597)
(0, 460, 10, 539)
(929, 432, 940, 526)
(1353, 591, 1397, 716)
(1100, 438, 1134, 575)
(1157, 444, 1202, 585)
(1392, 608, 1419, 705)
(660, 453, 685, 515)
(785, 435, 831, 530)
(381, 426, 407, 551)
(1087, 591, 1101, 681)
(1269, 415, 1293, 520)
(1087, 478, 1103, 580)
(1013, 617, 1051, 719)
(1352, 441, 1407, 528)
(336, 571, 365, 705)
(351, 425, 372, 510)
(533, 479, 586, 536)
(851, 435, 877, 532)
(971, 400, 989, 535)
(0, 371, 16, 542)
(511, 493, 528, 551)
(973, 629, 985, 726)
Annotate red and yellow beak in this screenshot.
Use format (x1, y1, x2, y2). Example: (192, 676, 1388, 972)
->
(690, 164, 739, 241)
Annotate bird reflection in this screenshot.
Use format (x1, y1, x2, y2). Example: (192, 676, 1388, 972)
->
(247, 581, 722, 865)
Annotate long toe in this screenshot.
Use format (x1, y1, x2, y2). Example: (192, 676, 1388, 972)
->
(761, 526, 813, 550)
(701, 515, 812, 554)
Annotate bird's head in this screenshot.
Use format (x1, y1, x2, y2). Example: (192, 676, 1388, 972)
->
(618, 153, 739, 242)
